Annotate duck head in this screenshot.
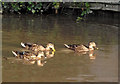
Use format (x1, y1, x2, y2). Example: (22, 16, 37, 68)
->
(46, 42, 56, 51)
(89, 42, 98, 50)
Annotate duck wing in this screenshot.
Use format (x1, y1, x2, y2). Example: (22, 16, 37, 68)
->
(64, 44, 79, 50)
(12, 51, 36, 59)
(12, 51, 24, 56)
(21, 42, 35, 48)
(75, 45, 89, 52)
(12, 51, 26, 59)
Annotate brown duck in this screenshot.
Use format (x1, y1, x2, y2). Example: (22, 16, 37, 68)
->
(21, 42, 55, 52)
(64, 41, 98, 52)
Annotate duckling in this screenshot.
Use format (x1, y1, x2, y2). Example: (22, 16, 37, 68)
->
(64, 41, 98, 52)
(21, 42, 55, 52)
(12, 51, 45, 60)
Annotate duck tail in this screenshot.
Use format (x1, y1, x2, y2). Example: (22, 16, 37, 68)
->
(64, 44, 70, 48)
(21, 42, 26, 48)
(12, 51, 18, 57)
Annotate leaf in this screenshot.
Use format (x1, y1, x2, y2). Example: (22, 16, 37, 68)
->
(85, 2, 89, 8)
(32, 4, 34, 7)
(37, 10, 39, 12)
(53, 2, 56, 5)
(20, 5, 22, 7)
(76, 16, 83, 22)
(27, 7, 31, 11)
(28, 2, 32, 4)
(81, 11, 84, 16)
(2, 2, 4, 5)
(32, 9, 35, 14)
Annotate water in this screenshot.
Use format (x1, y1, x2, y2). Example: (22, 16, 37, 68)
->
(2, 14, 118, 82)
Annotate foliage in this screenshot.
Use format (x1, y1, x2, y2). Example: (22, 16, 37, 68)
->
(52, 2, 60, 9)
(2, 2, 92, 20)
(27, 2, 42, 14)
(2, 2, 42, 14)
(75, 2, 92, 22)
(81, 2, 91, 16)
(76, 16, 83, 22)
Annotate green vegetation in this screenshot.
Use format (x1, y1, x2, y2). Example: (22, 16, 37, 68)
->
(76, 17, 83, 22)
(52, 2, 60, 14)
(2, 2, 43, 14)
(75, 2, 92, 22)
(81, 2, 90, 16)
(2, 2, 92, 21)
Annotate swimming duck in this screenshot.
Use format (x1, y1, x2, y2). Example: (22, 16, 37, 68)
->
(64, 41, 98, 52)
(12, 51, 45, 60)
(21, 42, 55, 52)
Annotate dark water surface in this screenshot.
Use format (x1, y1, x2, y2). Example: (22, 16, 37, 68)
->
(2, 14, 118, 82)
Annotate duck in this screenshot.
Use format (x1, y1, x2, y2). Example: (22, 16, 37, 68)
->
(64, 41, 98, 52)
(12, 51, 45, 60)
(21, 42, 55, 52)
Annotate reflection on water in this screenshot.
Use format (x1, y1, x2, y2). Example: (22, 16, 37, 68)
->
(23, 59, 47, 67)
(2, 14, 118, 82)
(89, 50, 96, 60)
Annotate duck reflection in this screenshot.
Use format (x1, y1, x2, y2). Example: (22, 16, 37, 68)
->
(75, 50, 96, 60)
(23, 51, 55, 66)
(23, 59, 47, 66)
(37, 60, 47, 66)
(89, 50, 96, 60)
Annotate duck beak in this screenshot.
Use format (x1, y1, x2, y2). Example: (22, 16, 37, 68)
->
(94, 47, 98, 50)
(96, 47, 99, 49)
(93, 46, 98, 50)
(52, 48, 56, 52)
(52, 51, 55, 54)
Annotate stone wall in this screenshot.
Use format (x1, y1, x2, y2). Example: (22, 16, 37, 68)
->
(90, 2, 120, 12)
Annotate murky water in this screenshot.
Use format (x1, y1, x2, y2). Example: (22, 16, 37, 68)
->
(2, 14, 118, 82)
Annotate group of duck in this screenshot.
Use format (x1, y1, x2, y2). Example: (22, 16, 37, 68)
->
(12, 41, 98, 61)
(12, 42, 56, 61)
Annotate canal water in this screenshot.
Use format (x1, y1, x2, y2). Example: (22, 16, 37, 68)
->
(2, 14, 118, 82)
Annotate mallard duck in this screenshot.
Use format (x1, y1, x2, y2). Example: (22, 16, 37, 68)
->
(12, 51, 45, 60)
(21, 42, 55, 52)
(64, 41, 98, 52)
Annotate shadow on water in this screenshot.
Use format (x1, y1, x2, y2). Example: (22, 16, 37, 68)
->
(2, 14, 118, 82)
